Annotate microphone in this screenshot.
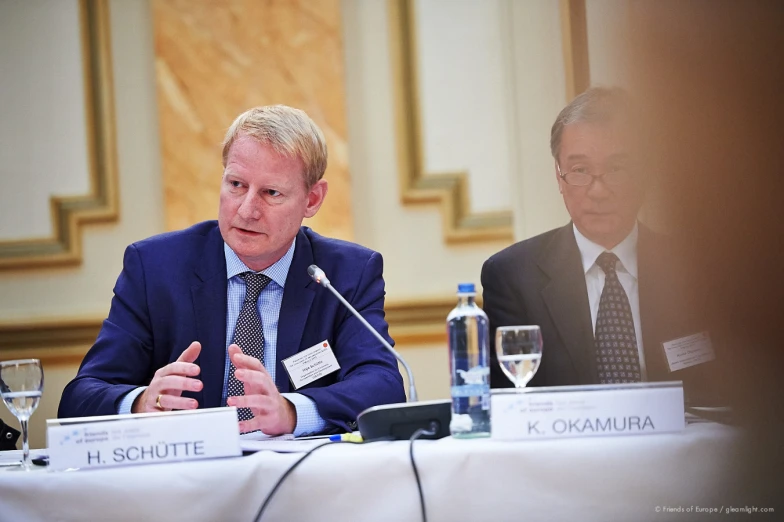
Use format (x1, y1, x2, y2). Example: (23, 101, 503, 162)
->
(308, 264, 417, 401)
(307, 264, 451, 440)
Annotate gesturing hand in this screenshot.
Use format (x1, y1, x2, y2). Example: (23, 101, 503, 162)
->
(226, 344, 296, 435)
(132, 341, 203, 413)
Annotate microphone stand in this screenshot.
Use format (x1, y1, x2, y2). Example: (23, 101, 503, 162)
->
(308, 265, 451, 440)
(321, 282, 418, 402)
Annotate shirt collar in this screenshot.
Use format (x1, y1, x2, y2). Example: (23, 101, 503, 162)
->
(572, 222, 639, 278)
(223, 239, 296, 288)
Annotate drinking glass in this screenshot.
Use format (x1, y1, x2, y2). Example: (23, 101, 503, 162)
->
(0, 359, 44, 470)
(496, 326, 543, 388)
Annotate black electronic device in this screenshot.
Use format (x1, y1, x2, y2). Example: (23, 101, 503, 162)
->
(356, 399, 452, 441)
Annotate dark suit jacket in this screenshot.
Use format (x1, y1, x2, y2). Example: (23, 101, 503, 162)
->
(481, 223, 719, 404)
(58, 221, 406, 430)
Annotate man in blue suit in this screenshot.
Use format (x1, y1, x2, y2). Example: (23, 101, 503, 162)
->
(59, 105, 406, 436)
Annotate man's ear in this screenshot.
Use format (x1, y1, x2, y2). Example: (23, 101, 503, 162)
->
(304, 179, 328, 218)
(555, 160, 564, 194)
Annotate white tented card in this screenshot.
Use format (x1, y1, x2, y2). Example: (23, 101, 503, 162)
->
(491, 382, 685, 441)
(662, 331, 716, 372)
(282, 340, 340, 389)
(46, 407, 241, 471)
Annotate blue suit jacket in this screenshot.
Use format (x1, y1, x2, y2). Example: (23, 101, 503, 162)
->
(58, 221, 406, 430)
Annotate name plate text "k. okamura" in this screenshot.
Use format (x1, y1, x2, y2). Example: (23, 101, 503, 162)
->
(491, 382, 685, 441)
(46, 407, 241, 471)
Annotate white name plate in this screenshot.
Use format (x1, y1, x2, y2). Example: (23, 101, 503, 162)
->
(46, 407, 241, 471)
(491, 381, 685, 441)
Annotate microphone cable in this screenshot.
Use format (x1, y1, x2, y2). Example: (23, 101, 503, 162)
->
(409, 422, 439, 522)
(253, 439, 362, 522)
(254, 425, 438, 522)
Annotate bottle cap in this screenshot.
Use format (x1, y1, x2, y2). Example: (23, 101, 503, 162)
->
(457, 283, 476, 294)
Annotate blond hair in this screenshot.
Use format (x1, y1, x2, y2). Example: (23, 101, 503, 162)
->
(221, 105, 328, 188)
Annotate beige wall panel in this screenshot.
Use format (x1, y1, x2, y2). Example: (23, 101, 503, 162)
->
(153, 0, 353, 240)
(343, 0, 511, 300)
(398, 344, 450, 401)
(507, 0, 572, 241)
(0, 0, 165, 446)
(0, 0, 90, 241)
(0, 0, 163, 322)
(343, 0, 584, 400)
(585, 0, 627, 87)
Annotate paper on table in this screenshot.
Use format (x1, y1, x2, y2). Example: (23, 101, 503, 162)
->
(240, 438, 330, 453)
(0, 449, 46, 465)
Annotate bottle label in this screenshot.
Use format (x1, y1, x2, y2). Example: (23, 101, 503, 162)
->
(451, 384, 490, 398)
(454, 365, 489, 385)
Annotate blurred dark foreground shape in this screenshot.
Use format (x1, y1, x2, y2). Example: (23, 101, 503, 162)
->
(623, 0, 784, 515)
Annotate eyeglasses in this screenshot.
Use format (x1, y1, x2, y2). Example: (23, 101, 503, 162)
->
(557, 162, 637, 187)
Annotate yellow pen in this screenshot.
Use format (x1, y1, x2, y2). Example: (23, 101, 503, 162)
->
(328, 433, 363, 443)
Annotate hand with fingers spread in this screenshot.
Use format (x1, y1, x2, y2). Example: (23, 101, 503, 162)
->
(132, 341, 203, 413)
(226, 344, 296, 435)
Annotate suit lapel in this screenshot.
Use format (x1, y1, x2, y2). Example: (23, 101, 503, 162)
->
(275, 229, 316, 393)
(538, 224, 597, 384)
(191, 226, 229, 409)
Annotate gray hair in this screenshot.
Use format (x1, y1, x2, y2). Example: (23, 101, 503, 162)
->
(550, 87, 631, 159)
(222, 105, 328, 188)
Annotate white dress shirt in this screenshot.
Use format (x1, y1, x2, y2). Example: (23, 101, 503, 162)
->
(572, 222, 648, 380)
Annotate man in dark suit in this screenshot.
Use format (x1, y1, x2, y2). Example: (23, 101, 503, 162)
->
(482, 88, 717, 402)
(59, 105, 405, 435)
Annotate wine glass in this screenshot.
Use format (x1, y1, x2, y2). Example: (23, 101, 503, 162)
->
(496, 326, 543, 388)
(0, 359, 44, 470)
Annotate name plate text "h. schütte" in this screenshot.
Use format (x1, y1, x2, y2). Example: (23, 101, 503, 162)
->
(46, 407, 241, 471)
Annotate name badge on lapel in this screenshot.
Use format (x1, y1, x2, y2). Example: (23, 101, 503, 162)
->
(282, 340, 340, 389)
(661, 331, 716, 372)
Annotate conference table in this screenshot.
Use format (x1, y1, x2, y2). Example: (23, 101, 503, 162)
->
(0, 421, 739, 522)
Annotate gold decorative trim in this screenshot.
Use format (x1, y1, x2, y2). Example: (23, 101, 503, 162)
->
(0, 0, 119, 270)
(386, 295, 483, 346)
(388, 0, 514, 244)
(0, 296, 466, 364)
(559, 0, 590, 101)
(386, 297, 452, 345)
(0, 317, 99, 364)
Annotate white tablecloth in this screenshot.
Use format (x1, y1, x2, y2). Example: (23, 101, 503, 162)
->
(0, 422, 740, 522)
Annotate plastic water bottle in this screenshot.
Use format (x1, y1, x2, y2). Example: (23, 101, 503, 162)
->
(447, 283, 491, 438)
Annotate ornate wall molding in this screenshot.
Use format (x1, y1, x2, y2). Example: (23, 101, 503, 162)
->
(0, 296, 468, 364)
(560, 0, 590, 101)
(388, 0, 514, 244)
(385, 296, 452, 345)
(0, 316, 98, 364)
(386, 295, 484, 345)
(0, 0, 119, 270)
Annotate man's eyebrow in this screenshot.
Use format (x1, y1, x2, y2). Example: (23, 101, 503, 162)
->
(563, 153, 631, 162)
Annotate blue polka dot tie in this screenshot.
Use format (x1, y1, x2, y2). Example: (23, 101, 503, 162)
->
(594, 252, 641, 383)
(227, 272, 272, 421)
